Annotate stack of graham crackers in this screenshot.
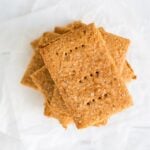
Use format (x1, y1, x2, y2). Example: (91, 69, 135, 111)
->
(21, 21, 136, 129)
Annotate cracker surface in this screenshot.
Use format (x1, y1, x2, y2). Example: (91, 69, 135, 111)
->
(40, 24, 132, 128)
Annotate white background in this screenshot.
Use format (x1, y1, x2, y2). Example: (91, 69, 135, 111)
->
(0, 0, 150, 150)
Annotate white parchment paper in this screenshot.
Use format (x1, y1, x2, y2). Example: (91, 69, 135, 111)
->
(0, 0, 150, 149)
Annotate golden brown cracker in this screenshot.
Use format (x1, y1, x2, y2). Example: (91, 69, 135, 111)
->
(22, 21, 134, 128)
(55, 23, 135, 82)
(21, 32, 59, 89)
(50, 87, 72, 127)
(39, 23, 134, 127)
(32, 66, 107, 127)
(33, 22, 133, 127)
(31, 66, 55, 98)
(97, 27, 135, 81)
(99, 27, 130, 76)
(40, 24, 132, 128)
(100, 29, 136, 81)
(21, 21, 134, 89)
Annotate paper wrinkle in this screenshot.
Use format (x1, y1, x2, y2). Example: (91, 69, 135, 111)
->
(0, 0, 39, 23)
(0, 132, 25, 150)
(122, 127, 150, 150)
(0, 0, 150, 149)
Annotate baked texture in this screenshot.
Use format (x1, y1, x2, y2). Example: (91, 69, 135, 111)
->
(21, 21, 135, 128)
(40, 24, 133, 128)
(99, 28, 129, 74)
(21, 22, 135, 89)
(32, 66, 107, 127)
(31, 66, 55, 98)
(21, 51, 44, 89)
(21, 32, 59, 89)
(55, 23, 135, 82)
(31, 66, 72, 127)
(100, 28, 136, 81)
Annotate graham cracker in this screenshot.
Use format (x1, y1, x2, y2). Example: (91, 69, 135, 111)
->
(31, 66, 72, 128)
(43, 23, 135, 127)
(21, 21, 135, 89)
(99, 27, 129, 74)
(31, 66, 55, 98)
(49, 87, 72, 127)
(21, 21, 134, 128)
(40, 24, 133, 128)
(31, 65, 107, 127)
(55, 24, 135, 82)
(21, 32, 59, 89)
(32, 22, 134, 127)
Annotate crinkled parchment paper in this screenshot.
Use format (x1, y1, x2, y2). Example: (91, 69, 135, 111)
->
(0, 0, 150, 149)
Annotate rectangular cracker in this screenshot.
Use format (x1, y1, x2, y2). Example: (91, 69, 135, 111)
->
(21, 21, 135, 89)
(41, 26, 135, 126)
(100, 28, 136, 81)
(31, 66, 107, 127)
(31, 66, 55, 98)
(55, 23, 135, 82)
(21, 21, 134, 127)
(40, 24, 133, 128)
(21, 32, 59, 89)
(23, 22, 135, 127)
(99, 28, 129, 74)
(34, 23, 134, 127)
